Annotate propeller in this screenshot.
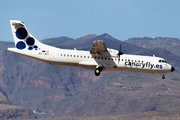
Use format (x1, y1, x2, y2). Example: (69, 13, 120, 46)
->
(117, 42, 123, 64)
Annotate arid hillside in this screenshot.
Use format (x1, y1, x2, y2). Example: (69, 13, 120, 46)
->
(0, 34, 179, 118)
(0, 87, 37, 119)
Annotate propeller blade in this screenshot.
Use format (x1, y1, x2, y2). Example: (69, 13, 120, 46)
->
(117, 42, 123, 64)
(118, 42, 123, 56)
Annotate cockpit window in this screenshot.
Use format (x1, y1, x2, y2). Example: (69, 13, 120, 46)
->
(163, 60, 167, 63)
(159, 59, 167, 63)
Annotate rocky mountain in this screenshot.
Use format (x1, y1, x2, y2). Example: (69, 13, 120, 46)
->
(41, 36, 73, 46)
(0, 87, 12, 105)
(0, 86, 37, 119)
(0, 34, 180, 119)
(125, 37, 180, 57)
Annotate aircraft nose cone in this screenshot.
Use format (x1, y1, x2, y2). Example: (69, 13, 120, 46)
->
(171, 66, 175, 72)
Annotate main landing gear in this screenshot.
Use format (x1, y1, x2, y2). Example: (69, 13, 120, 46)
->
(95, 67, 103, 76)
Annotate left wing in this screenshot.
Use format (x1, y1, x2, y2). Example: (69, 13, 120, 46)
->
(90, 40, 111, 56)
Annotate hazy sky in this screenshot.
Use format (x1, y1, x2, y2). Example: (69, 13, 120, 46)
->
(1, 0, 180, 42)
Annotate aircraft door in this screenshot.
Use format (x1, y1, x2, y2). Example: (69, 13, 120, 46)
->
(49, 52, 54, 60)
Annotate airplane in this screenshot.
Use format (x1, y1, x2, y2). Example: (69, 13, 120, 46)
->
(8, 20, 175, 79)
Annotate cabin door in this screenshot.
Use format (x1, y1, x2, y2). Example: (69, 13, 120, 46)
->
(49, 53, 54, 60)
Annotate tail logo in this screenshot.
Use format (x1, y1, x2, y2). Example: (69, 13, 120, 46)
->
(16, 41, 26, 50)
(13, 22, 38, 50)
(16, 28, 28, 39)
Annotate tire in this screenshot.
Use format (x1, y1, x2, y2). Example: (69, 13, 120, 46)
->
(95, 69, 100, 76)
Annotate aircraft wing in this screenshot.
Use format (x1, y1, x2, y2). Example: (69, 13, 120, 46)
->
(90, 40, 111, 56)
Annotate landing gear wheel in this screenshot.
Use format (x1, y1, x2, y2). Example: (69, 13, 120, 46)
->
(162, 76, 165, 79)
(95, 69, 100, 76)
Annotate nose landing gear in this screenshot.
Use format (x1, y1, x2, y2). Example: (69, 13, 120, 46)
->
(162, 74, 165, 79)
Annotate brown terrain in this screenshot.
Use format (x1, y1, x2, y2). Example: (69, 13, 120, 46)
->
(0, 34, 179, 119)
(0, 87, 37, 119)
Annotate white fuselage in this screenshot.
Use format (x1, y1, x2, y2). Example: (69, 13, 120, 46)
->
(8, 20, 175, 78)
(8, 45, 172, 74)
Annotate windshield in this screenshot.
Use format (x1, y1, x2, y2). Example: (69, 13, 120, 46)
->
(158, 59, 167, 63)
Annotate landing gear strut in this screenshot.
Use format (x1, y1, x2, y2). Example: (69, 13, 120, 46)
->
(95, 67, 103, 76)
(162, 74, 165, 79)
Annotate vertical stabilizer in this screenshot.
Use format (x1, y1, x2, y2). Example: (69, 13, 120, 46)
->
(10, 20, 43, 50)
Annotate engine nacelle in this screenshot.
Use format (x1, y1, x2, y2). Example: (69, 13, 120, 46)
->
(107, 48, 118, 57)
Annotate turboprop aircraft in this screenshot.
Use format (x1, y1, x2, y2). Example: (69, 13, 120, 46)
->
(8, 20, 175, 79)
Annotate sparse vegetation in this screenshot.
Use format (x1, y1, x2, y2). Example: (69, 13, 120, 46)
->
(128, 36, 154, 40)
(0, 34, 180, 119)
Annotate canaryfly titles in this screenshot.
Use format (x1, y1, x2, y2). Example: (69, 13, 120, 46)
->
(124, 61, 162, 69)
